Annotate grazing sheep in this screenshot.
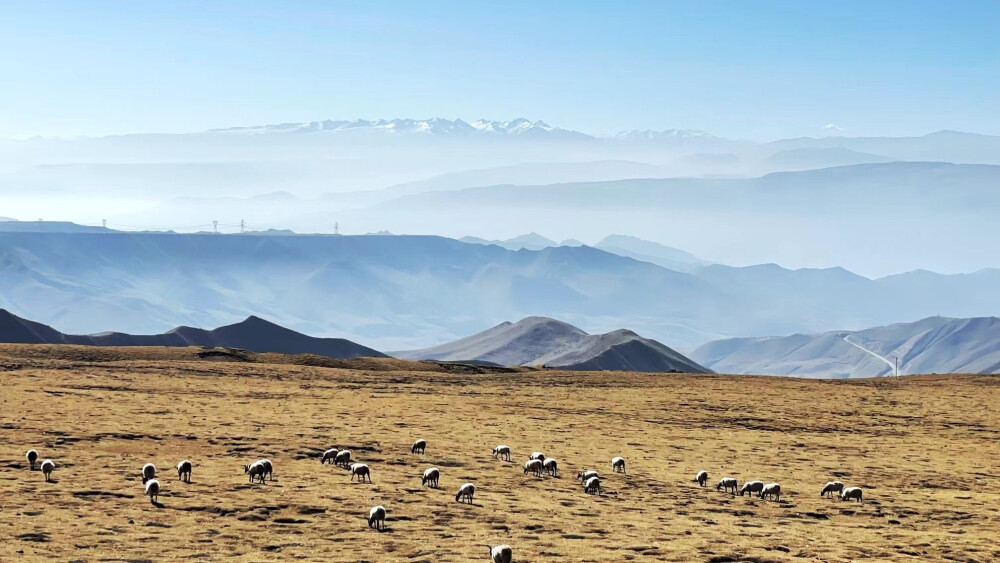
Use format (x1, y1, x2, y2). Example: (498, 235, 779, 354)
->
(543, 458, 558, 477)
(487, 544, 513, 563)
(350, 463, 372, 483)
(145, 478, 160, 504)
(456, 482, 476, 504)
(840, 487, 863, 504)
(141, 463, 156, 484)
(584, 476, 602, 495)
(611, 457, 626, 474)
(760, 482, 781, 501)
(177, 460, 192, 483)
(40, 459, 55, 482)
(578, 470, 599, 483)
(368, 505, 386, 530)
(321, 448, 339, 464)
(821, 481, 844, 498)
(26, 449, 38, 471)
(335, 450, 352, 468)
(739, 480, 764, 497)
(717, 477, 738, 494)
(422, 467, 440, 488)
(696, 470, 709, 487)
(244, 461, 266, 483)
(492, 445, 511, 461)
(412, 439, 427, 454)
(529, 452, 545, 462)
(523, 458, 543, 477)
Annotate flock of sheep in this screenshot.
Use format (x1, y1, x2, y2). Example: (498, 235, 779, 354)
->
(22, 438, 864, 562)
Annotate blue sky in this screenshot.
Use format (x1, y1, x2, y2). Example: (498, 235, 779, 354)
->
(0, 0, 996, 140)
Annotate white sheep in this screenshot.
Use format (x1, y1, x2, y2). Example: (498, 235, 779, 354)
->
(335, 450, 352, 468)
(739, 480, 763, 497)
(529, 452, 545, 462)
(611, 457, 626, 474)
(543, 458, 558, 477)
(523, 458, 543, 477)
(368, 505, 386, 530)
(577, 470, 599, 483)
(177, 460, 192, 483)
(717, 477, 738, 494)
(321, 448, 339, 464)
(40, 459, 55, 482)
(26, 449, 38, 471)
(584, 476, 602, 495)
(350, 463, 372, 483)
(840, 487, 863, 504)
(486, 544, 513, 563)
(760, 482, 781, 501)
(422, 467, 440, 488)
(492, 445, 511, 461)
(145, 478, 160, 504)
(244, 461, 266, 483)
(456, 482, 476, 504)
(821, 481, 844, 498)
(412, 439, 427, 454)
(696, 470, 709, 487)
(141, 463, 156, 484)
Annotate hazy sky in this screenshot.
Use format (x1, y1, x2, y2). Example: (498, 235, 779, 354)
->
(1, 0, 997, 140)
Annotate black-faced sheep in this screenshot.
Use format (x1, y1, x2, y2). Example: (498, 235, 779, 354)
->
(422, 467, 440, 488)
(141, 463, 156, 484)
(821, 481, 844, 498)
(739, 480, 763, 497)
(487, 544, 513, 563)
(350, 463, 372, 483)
(321, 448, 339, 464)
(145, 478, 160, 504)
(584, 476, 602, 495)
(368, 505, 386, 530)
(335, 450, 352, 468)
(412, 439, 427, 454)
(456, 482, 475, 504)
(840, 487, 863, 503)
(40, 459, 55, 482)
(177, 460, 192, 483)
(523, 459, 543, 477)
(492, 445, 511, 461)
(611, 457, 626, 474)
(696, 470, 709, 487)
(760, 482, 781, 501)
(543, 458, 558, 477)
(26, 449, 38, 470)
(717, 477, 738, 494)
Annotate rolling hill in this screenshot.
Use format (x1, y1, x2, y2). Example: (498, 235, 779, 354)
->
(691, 316, 1000, 378)
(395, 316, 710, 373)
(0, 309, 385, 359)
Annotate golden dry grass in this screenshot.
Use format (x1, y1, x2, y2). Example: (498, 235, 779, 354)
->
(2, 344, 999, 562)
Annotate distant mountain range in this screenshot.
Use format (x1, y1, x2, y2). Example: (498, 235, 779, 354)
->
(0, 309, 385, 359)
(209, 118, 592, 140)
(2, 231, 1000, 351)
(691, 316, 1000, 378)
(395, 316, 709, 373)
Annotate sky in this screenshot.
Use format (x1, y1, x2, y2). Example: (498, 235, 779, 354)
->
(0, 0, 997, 140)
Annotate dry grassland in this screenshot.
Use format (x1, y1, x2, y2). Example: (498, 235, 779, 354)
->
(1, 344, 998, 562)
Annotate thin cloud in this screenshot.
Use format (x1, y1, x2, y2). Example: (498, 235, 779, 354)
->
(821, 123, 843, 132)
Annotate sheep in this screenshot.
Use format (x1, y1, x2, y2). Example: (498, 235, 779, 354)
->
(260, 459, 274, 481)
(584, 476, 602, 495)
(321, 448, 339, 464)
(486, 544, 513, 563)
(739, 480, 763, 497)
(543, 458, 558, 477)
(492, 445, 511, 461)
(529, 452, 545, 462)
(821, 481, 844, 498)
(611, 457, 626, 474)
(350, 463, 372, 483)
(523, 458, 543, 477)
(840, 487, 863, 504)
(145, 478, 160, 504)
(422, 467, 440, 488)
(578, 470, 599, 483)
(177, 460, 192, 483)
(26, 449, 38, 470)
(335, 450, 352, 468)
(141, 463, 156, 484)
(456, 482, 475, 504)
(244, 461, 266, 483)
(760, 482, 781, 501)
(696, 470, 709, 487)
(412, 439, 427, 454)
(368, 505, 386, 531)
(40, 459, 55, 482)
(717, 477, 738, 494)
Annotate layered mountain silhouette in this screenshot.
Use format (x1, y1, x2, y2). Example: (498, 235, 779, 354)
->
(691, 316, 1000, 378)
(395, 317, 710, 373)
(0, 309, 386, 359)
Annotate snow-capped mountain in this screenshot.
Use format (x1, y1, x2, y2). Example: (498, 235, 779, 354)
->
(210, 117, 592, 139)
(614, 128, 718, 140)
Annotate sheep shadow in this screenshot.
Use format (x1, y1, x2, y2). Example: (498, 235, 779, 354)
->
(152, 501, 165, 509)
